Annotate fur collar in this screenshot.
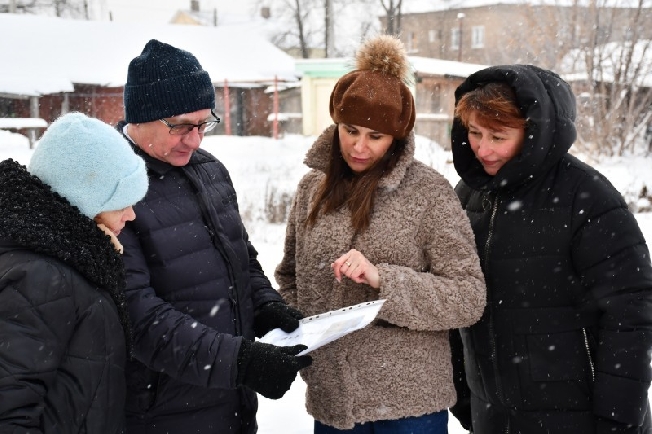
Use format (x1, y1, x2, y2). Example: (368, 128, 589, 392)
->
(0, 158, 132, 353)
(304, 124, 416, 191)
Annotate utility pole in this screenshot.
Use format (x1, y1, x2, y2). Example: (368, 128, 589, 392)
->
(9, 0, 17, 13)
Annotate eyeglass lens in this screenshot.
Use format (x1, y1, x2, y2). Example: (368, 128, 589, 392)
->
(170, 121, 218, 135)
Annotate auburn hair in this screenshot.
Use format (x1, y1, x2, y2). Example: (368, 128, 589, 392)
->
(455, 82, 527, 131)
(306, 129, 406, 235)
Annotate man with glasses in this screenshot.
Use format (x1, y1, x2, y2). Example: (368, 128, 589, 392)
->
(116, 39, 311, 434)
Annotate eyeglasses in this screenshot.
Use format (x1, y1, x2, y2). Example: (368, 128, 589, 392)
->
(159, 110, 221, 135)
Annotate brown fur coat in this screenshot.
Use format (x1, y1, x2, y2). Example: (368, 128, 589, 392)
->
(275, 125, 486, 429)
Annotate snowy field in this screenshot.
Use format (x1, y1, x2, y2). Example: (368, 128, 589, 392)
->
(2, 129, 652, 433)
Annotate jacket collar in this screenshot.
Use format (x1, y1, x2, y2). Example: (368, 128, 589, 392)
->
(0, 159, 126, 292)
(0, 158, 133, 354)
(304, 124, 416, 191)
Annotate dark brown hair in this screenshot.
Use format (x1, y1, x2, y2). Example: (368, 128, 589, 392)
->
(306, 129, 406, 235)
(455, 82, 527, 131)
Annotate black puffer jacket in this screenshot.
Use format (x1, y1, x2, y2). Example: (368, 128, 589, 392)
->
(117, 123, 284, 434)
(0, 159, 128, 433)
(450, 65, 652, 434)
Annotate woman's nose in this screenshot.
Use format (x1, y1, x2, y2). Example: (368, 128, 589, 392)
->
(124, 206, 136, 222)
(475, 137, 493, 157)
(353, 136, 368, 151)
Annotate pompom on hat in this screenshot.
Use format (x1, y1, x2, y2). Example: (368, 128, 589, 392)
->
(28, 112, 148, 218)
(124, 39, 216, 123)
(330, 35, 416, 139)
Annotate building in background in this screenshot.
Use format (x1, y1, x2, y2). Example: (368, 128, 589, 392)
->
(388, 1, 652, 70)
(0, 13, 298, 139)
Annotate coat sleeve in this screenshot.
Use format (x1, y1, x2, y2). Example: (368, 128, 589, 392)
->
(0, 260, 75, 432)
(244, 231, 285, 309)
(210, 154, 283, 309)
(119, 225, 242, 390)
(450, 328, 474, 431)
(572, 173, 652, 427)
(375, 179, 487, 331)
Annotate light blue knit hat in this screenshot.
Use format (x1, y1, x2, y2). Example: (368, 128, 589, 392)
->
(28, 112, 148, 218)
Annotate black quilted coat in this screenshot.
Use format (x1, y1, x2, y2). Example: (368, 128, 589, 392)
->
(450, 65, 652, 434)
(117, 123, 284, 434)
(0, 159, 129, 433)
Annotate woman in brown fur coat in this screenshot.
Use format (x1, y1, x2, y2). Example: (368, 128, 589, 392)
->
(275, 35, 487, 434)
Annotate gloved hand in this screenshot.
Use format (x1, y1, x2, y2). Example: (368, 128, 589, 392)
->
(96, 222, 124, 253)
(596, 417, 638, 434)
(236, 339, 312, 399)
(253, 301, 304, 338)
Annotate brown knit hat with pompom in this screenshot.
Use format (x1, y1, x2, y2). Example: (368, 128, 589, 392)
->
(329, 35, 415, 139)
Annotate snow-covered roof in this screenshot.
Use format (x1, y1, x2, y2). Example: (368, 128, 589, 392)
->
(401, 0, 646, 13)
(0, 13, 298, 97)
(409, 56, 489, 78)
(0, 118, 48, 128)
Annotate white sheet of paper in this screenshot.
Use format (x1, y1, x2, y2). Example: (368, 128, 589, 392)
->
(259, 299, 386, 356)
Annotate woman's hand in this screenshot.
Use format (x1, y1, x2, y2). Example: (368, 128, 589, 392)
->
(331, 249, 380, 289)
(96, 222, 124, 254)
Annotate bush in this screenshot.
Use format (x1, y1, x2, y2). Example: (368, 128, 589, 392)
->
(265, 183, 294, 224)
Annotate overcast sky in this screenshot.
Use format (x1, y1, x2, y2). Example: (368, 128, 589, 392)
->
(100, 0, 258, 23)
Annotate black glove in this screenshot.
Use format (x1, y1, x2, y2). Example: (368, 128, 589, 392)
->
(596, 417, 638, 434)
(236, 339, 312, 399)
(253, 301, 304, 338)
(450, 398, 473, 432)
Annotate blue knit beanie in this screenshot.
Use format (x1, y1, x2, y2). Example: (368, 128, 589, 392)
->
(28, 112, 148, 218)
(124, 39, 216, 123)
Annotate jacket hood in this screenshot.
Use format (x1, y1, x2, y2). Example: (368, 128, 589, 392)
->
(451, 64, 577, 192)
(305, 124, 416, 191)
(0, 158, 132, 350)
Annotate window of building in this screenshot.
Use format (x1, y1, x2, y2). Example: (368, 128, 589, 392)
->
(428, 29, 437, 43)
(451, 28, 460, 50)
(407, 31, 418, 52)
(430, 84, 442, 112)
(471, 26, 484, 48)
(416, 83, 443, 112)
(596, 26, 611, 44)
(623, 25, 639, 41)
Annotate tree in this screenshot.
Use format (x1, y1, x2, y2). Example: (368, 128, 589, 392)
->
(2, 0, 89, 18)
(254, 0, 379, 58)
(254, 0, 320, 58)
(494, 0, 652, 155)
(557, 0, 652, 156)
(380, 0, 402, 36)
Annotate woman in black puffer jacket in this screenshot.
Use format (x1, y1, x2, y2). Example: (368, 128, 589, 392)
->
(0, 112, 147, 433)
(449, 65, 652, 434)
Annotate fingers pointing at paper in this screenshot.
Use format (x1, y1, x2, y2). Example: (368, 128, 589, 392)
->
(331, 249, 380, 289)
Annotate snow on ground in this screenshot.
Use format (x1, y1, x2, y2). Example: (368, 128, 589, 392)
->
(2, 128, 652, 433)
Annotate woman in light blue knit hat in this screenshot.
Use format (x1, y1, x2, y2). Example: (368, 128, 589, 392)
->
(0, 112, 148, 433)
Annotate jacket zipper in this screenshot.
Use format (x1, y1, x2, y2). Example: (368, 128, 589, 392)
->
(484, 194, 508, 428)
(582, 328, 595, 382)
